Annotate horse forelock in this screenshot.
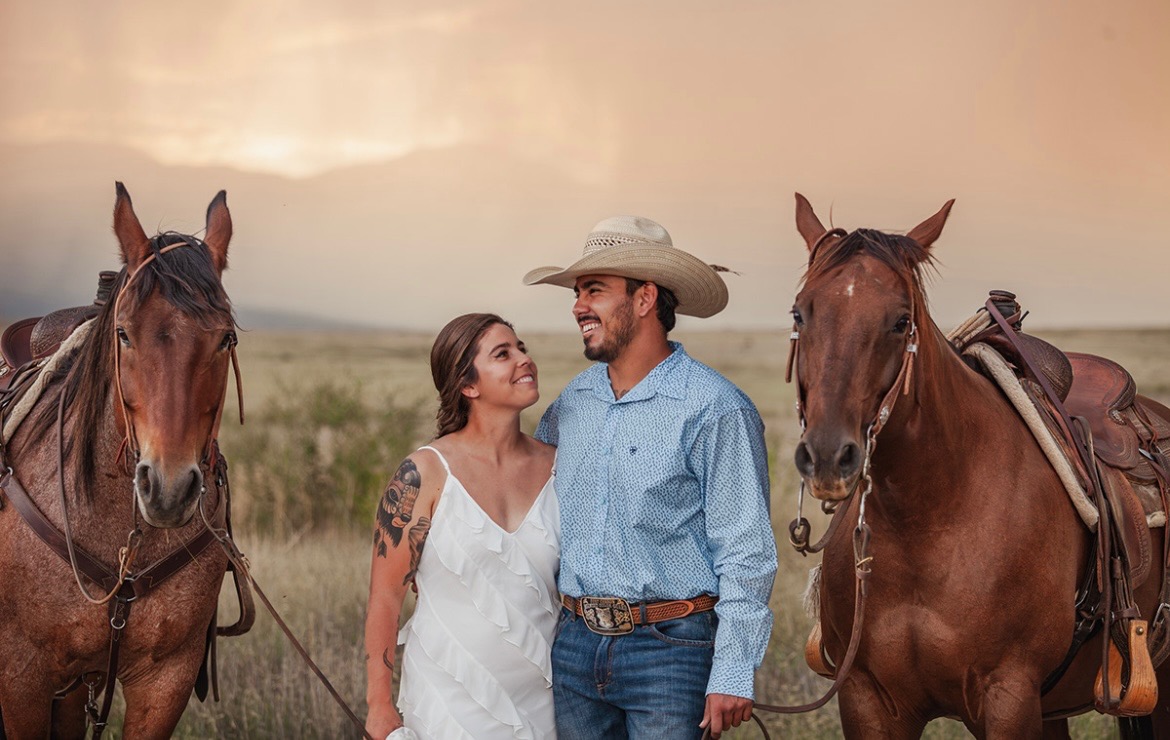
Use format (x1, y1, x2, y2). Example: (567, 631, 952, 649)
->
(802, 228, 936, 299)
(25, 233, 235, 497)
(121, 233, 235, 331)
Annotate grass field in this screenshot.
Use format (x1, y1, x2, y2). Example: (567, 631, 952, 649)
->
(101, 324, 1170, 738)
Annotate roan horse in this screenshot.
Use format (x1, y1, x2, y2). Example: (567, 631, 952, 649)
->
(0, 184, 241, 738)
(788, 194, 1170, 738)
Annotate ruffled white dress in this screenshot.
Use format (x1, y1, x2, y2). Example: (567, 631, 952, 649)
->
(397, 446, 560, 740)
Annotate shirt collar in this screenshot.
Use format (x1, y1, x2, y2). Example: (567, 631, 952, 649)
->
(579, 341, 690, 403)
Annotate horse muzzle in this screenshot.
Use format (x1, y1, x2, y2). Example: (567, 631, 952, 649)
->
(134, 460, 203, 527)
(795, 437, 863, 502)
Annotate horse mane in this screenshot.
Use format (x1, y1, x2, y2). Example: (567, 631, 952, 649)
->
(26, 233, 235, 496)
(803, 228, 937, 296)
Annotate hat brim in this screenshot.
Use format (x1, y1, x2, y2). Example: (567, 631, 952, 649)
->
(522, 243, 729, 318)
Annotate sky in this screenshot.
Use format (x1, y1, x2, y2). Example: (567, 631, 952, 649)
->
(1, 0, 1167, 332)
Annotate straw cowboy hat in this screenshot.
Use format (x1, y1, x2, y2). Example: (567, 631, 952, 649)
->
(522, 216, 729, 318)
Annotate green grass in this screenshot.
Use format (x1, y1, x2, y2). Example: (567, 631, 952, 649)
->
(97, 325, 1170, 738)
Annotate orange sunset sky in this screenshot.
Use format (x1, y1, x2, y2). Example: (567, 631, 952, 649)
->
(0, 0, 1167, 331)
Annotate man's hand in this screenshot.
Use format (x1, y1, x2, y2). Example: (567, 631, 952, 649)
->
(699, 693, 753, 738)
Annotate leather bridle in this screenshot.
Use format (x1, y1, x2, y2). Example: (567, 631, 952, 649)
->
(724, 239, 922, 729)
(0, 237, 246, 737)
(112, 238, 244, 470)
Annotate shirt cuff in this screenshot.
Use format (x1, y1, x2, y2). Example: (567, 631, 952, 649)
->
(705, 658, 755, 700)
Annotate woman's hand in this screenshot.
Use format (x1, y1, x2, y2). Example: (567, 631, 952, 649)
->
(366, 704, 404, 739)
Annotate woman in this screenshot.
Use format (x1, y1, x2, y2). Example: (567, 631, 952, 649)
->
(365, 314, 559, 740)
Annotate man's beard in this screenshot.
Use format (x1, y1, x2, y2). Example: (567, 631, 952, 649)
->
(584, 297, 636, 363)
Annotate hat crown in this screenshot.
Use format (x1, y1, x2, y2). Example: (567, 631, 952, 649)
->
(583, 215, 672, 256)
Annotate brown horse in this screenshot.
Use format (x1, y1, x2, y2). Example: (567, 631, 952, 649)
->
(789, 193, 1170, 738)
(0, 184, 238, 738)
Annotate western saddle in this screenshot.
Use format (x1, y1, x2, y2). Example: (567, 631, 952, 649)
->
(805, 291, 1170, 717)
(0, 272, 117, 393)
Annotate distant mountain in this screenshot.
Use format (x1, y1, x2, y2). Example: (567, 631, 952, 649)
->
(1, 140, 1166, 331)
(233, 304, 387, 331)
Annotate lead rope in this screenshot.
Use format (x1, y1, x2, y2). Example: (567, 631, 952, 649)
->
(701, 441, 876, 739)
(196, 491, 375, 740)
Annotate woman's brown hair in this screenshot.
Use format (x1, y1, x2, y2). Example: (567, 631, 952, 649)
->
(430, 313, 513, 437)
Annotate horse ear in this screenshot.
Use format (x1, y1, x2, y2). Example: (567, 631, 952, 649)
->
(795, 192, 827, 252)
(113, 182, 150, 271)
(906, 199, 956, 250)
(203, 190, 231, 274)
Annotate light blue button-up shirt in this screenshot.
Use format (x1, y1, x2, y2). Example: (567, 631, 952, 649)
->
(537, 342, 777, 699)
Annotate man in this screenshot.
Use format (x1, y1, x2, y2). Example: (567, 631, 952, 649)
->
(524, 216, 777, 739)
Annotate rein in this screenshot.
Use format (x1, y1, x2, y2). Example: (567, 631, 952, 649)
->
(195, 493, 376, 740)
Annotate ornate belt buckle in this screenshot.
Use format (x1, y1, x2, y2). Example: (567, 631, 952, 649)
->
(580, 596, 634, 636)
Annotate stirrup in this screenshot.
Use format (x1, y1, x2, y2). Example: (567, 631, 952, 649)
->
(804, 622, 836, 679)
(1095, 619, 1159, 716)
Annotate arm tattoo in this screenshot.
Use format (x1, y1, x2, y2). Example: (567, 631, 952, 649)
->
(374, 459, 423, 557)
(403, 516, 431, 585)
(382, 648, 394, 671)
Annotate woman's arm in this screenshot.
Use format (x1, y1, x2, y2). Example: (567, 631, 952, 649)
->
(364, 454, 439, 738)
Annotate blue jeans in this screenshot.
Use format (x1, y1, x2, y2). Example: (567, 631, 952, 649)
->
(552, 607, 716, 740)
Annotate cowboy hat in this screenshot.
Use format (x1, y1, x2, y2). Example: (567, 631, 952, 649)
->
(522, 215, 729, 318)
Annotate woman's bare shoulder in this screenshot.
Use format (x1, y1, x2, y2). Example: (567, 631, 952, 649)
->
(526, 435, 557, 466)
(384, 446, 447, 501)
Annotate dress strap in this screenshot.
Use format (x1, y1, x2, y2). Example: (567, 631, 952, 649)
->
(416, 445, 452, 475)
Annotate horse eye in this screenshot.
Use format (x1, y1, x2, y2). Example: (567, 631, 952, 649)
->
(219, 331, 237, 351)
(893, 316, 911, 334)
(116, 327, 131, 347)
(791, 308, 804, 327)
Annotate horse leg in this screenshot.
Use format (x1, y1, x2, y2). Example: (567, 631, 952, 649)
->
(50, 687, 89, 740)
(837, 673, 927, 739)
(1144, 660, 1170, 737)
(0, 676, 54, 740)
(1117, 716, 1154, 739)
(119, 661, 202, 740)
(965, 675, 1044, 740)
(1040, 718, 1070, 739)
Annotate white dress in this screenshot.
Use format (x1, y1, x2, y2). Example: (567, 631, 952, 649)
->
(397, 446, 560, 740)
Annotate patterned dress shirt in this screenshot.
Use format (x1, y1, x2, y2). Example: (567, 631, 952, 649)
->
(537, 342, 777, 699)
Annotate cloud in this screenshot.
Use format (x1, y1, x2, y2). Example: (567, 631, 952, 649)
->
(267, 8, 481, 54)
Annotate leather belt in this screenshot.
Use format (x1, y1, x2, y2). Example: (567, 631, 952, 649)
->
(562, 594, 718, 636)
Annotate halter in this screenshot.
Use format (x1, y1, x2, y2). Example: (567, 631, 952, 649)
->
(112, 237, 244, 469)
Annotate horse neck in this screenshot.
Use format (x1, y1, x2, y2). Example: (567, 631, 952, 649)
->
(867, 318, 1016, 520)
(8, 347, 134, 545)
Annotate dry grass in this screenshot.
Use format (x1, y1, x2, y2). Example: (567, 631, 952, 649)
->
(98, 324, 1170, 738)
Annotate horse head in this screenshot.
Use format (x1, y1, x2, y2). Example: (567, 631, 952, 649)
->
(789, 193, 953, 502)
(110, 183, 236, 528)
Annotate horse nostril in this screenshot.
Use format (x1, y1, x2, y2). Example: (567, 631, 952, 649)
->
(187, 467, 204, 501)
(836, 442, 861, 478)
(794, 442, 815, 478)
(135, 463, 159, 500)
